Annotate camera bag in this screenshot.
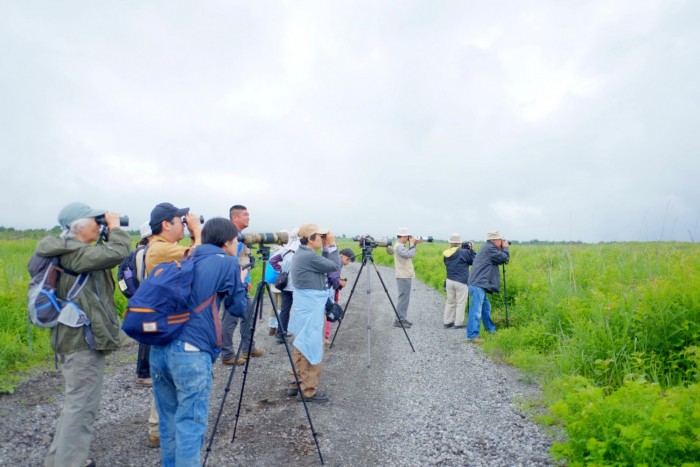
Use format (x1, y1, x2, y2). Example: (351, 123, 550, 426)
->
(274, 271, 289, 290)
(325, 298, 345, 323)
(122, 257, 217, 345)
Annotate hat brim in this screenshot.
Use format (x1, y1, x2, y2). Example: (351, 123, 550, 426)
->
(315, 227, 330, 235)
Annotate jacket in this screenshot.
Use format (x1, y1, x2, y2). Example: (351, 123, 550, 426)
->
(35, 229, 131, 355)
(393, 242, 416, 279)
(443, 246, 476, 284)
(178, 244, 248, 362)
(468, 241, 509, 293)
(291, 245, 339, 290)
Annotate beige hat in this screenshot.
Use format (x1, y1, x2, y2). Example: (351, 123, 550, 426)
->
(448, 233, 461, 244)
(486, 231, 503, 241)
(298, 223, 329, 238)
(396, 227, 411, 237)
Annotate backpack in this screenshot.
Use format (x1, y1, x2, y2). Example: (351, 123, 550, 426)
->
(325, 298, 345, 323)
(121, 257, 216, 345)
(27, 253, 90, 329)
(117, 245, 148, 298)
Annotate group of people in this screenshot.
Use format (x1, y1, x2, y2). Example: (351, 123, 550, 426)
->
(37, 200, 509, 467)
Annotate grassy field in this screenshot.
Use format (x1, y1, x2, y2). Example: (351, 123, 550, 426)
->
(1, 232, 699, 464)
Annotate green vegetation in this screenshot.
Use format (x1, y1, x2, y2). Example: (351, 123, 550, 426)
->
(2, 233, 699, 465)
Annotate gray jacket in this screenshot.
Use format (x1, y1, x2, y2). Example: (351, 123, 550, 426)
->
(468, 241, 509, 294)
(291, 244, 340, 290)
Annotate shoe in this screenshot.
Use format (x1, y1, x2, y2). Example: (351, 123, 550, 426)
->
(402, 319, 413, 326)
(393, 320, 412, 328)
(242, 348, 264, 358)
(84, 460, 96, 467)
(287, 385, 299, 396)
(236, 357, 247, 366)
(135, 377, 152, 387)
(453, 324, 466, 329)
(468, 337, 484, 343)
(275, 334, 285, 344)
(297, 392, 329, 403)
(221, 357, 236, 365)
(147, 434, 160, 448)
(443, 323, 454, 328)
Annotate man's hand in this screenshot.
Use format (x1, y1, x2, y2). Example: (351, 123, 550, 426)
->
(184, 212, 202, 244)
(323, 231, 336, 247)
(409, 236, 417, 247)
(104, 212, 121, 229)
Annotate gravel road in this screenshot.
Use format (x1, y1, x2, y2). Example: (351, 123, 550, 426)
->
(0, 262, 553, 466)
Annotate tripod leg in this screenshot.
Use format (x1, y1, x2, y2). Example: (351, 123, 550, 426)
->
(329, 256, 367, 348)
(368, 257, 416, 352)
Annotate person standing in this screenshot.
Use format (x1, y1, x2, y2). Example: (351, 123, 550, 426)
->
(144, 202, 202, 449)
(134, 222, 154, 387)
(442, 234, 476, 329)
(39, 202, 130, 467)
(466, 231, 510, 343)
(150, 217, 248, 466)
(324, 248, 355, 343)
(221, 204, 264, 365)
(287, 224, 339, 403)
(270, 228, 300, 344)
(390, 227, 418, 328)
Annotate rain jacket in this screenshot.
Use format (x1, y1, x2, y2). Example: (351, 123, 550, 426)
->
(443, 246, 476, 284)
(34, 229, 131, 355)
(468, 241, 509, 294)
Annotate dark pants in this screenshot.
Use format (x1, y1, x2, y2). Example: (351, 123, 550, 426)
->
(136, 343, 150, 378)
(276, 290, 294, 338)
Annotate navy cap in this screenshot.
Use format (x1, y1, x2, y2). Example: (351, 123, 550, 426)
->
(149, 203, 189, 229)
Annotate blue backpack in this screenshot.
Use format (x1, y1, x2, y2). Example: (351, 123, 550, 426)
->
(122, 257, 215, 345)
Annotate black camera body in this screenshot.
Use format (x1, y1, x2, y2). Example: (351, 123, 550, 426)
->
(95, 214, 129, 227)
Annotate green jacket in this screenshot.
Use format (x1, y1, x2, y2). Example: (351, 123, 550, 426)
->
(35, 228, 130, 355)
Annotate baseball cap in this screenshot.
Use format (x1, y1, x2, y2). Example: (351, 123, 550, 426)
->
(149, 203, 189, 229)
(298, 223, 329, 238)
(58, 202, 107, 229)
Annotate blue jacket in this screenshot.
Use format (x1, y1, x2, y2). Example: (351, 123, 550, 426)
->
(178, 244, 248, 361)
(443, 246, 476, 284)
(468, 241, 509, 293)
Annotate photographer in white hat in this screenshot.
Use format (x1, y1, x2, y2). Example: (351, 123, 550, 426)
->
(390, 227, 420, 328)
(466, 231, 510, 343)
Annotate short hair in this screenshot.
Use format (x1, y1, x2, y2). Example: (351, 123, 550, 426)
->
(300, 237, 309, 245)
(60, 218, 92, 240)
(202, 217, 239, 247)
(229, 204, 247, 219)
(151, 221, 164, 235)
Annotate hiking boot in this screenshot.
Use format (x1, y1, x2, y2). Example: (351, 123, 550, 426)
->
(221, 357, 236, 365)
(241, 348, 264, 358)
(135, 377, 152, 387)
(147, 434, 160, 448)
(297, 392, 329, 403)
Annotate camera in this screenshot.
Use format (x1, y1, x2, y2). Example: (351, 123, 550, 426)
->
(242, 231, 290, 246)
(461, 241, 473, 250)
(182, 215, 205, 226)
(411, 235, 433, 243)
(354, 234, 392, 249)
(95, 214, 129, 227)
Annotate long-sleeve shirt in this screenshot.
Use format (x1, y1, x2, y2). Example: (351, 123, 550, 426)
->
(291, 245, 339, 290)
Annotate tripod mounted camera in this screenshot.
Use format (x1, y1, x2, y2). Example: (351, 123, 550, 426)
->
(330, 235, 415, 368)
(204, 236, 325, 465)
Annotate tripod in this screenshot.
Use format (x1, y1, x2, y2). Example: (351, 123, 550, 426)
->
(330, 244, 415, 368)
(204, 243, 324, 465)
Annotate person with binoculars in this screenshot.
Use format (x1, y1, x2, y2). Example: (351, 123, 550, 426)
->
(442, 234, 476, 329)
(39, 202, 131, 467)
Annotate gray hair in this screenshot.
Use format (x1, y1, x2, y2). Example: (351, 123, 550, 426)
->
(60, 218, 92, 240)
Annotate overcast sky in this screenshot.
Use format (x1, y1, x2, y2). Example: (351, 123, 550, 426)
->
(2, 1, 698, 242)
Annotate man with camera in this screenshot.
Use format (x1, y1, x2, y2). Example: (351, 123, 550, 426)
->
(390, 227, 420, 328)
(39, 202, 130, 467)
(442, 234, 476, 328)
(143, 202, 203, 448)
(220, 204, 263, 365)
(466, 231, 510, 343)
(287, 224, 340, 403)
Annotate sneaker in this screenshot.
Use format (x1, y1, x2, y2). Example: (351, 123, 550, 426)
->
(443, 323, 454, 328)
(147, 434, 160, 448)
(275, 334, 285, 344)
(297, 392, 329, 403)
(402, 319, 413, 326)
(221, 357, 236, 365)
(84, 460, 96, 467)
(453, 324, 466, 329)
(135, 377, 152, 387)
(393, 320, 412, 328)
(287, 385, 299, 396)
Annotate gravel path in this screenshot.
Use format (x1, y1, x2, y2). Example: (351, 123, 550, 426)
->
(0, 262, 553, 466)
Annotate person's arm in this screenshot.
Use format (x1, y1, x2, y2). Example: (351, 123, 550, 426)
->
(68, 228, 131, 272)
(222, 261, 249, 317)
(269, 250, 285, 272)
(395, 242, 417, 259)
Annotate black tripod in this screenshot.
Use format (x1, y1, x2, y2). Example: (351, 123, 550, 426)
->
(330, 243, 415, 368)
(204, 243, 324, 465)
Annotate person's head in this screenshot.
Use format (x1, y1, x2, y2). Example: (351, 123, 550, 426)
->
(202, 217, 239, 256)
(138, 221, 153, 246)
(229, 204, 249, 231)
(486, 230, 504, 247)
(298, 223, 329, 251)
(340, 248, 356, 265)
(58, 202, 106, 244)
(396, 227, 411, 244)
(448, 233, 461, 247)
(149, 202, 189, 243)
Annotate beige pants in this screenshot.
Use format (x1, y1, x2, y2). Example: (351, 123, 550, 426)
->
(148, 394, 159, 436)
(443, 279, 469, 326)
(289, 347, 323, 397)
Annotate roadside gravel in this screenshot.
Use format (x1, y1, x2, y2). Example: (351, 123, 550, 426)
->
(0, 263, 553, 466)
